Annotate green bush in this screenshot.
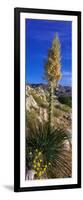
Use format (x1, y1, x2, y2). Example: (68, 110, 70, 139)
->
(58, 96, 72, 107)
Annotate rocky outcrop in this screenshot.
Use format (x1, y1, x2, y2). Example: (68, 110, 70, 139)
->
(26, 83, 72, 132)
(26, 95, 39, 111)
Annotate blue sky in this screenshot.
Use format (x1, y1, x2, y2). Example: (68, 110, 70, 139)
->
(25, 19, 72, 86)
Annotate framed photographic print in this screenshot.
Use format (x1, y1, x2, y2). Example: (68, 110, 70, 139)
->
(14, 8, 81, 192)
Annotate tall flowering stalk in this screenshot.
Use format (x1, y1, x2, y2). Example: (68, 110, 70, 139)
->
(44, 33, 62, 129)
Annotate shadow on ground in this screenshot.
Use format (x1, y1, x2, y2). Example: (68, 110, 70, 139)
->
(3, 185, 13, 192)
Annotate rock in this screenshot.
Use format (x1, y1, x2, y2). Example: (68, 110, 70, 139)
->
(26, 170, 35, 180)
(26, 95, 39, 111)
(26, 85, 31, 96)
(26, 83, 72, 131)
(39, 107, 48, 121)
(64, 140, 70, 150)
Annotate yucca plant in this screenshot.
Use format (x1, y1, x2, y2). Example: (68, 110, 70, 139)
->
(26, 123, 72, 179)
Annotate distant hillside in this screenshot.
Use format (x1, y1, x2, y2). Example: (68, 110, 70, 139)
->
(55, 85, 71, 97)
(26, 83, 71, 97)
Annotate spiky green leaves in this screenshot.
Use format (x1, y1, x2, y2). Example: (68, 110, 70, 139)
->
(26, 123, 72, 178)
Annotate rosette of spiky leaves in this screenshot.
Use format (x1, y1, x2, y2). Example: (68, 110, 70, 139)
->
(26, 123, 72, 178)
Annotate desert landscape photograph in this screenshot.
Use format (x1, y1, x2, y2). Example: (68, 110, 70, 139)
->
(25, 19, 72, 180)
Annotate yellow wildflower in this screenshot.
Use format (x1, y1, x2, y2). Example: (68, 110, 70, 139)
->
(38, 171, 42, 177)
(33, 164, 36, 169)
(37, 167, 39, 171)
(44, 167, 46, 171)
(37, 162, 40, 167)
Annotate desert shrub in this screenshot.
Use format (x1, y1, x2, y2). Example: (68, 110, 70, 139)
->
(30, 90, 47, 108)
(58, 96, 72, 107)
(26, 123, 72, 179)
(35, 96, 47, 108)
(53, 107, 62, 117)
(26, 109, 38, 131)
(61, 104, 70, 112)
(56, 104, 70, 112)
(55, 104, 61, 109)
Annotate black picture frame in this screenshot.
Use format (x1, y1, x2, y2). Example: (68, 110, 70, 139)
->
(14, 7, 81, 192)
